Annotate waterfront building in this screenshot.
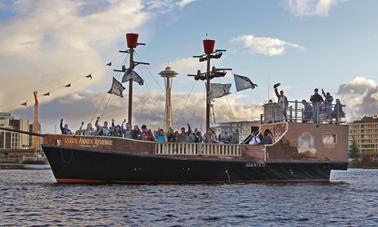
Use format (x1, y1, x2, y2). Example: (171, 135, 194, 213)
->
(348, 115, 378, 154)
(213, 120, 260, 142)
(0, 113, 30, 150)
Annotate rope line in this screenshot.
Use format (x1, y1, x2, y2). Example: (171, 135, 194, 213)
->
(134, 51, 165, 94)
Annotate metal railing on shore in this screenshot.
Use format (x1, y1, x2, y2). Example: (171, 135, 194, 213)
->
(155, 142, 241, 157)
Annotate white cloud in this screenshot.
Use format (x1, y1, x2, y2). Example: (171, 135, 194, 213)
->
(288, 0, 341, 16)
(164, 57, 202, 74)
(144, 0, 196, 11)
(177, 0, 196, 9)
(336, 77, 378, 120)
(231, 35, 304, 57)
(370, 92, 378, 101)
(0, 0, 197, 112)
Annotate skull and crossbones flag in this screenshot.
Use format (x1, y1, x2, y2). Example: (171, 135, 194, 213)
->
(108, 77, 125, 97)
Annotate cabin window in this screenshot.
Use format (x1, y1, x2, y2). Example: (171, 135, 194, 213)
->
(322, 134, 337, 145)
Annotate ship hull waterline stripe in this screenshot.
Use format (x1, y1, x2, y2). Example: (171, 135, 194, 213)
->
(56, 178, 330, 184)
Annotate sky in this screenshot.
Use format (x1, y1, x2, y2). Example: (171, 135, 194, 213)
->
(0, 0, 378, 133)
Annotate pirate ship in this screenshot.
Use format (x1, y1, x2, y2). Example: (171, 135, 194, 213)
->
(2, 33, 348, 183)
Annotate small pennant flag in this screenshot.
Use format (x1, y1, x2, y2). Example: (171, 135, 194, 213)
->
(85, 74, 92, 79)
(234, 74, 257, 92)
(65, 83, 71, 88)
(21, 102, 27, 106)
(108, 77, 125, 97)
(209, 83, 232, 99)
(106, 62, 112, 66)
(43, 92, 50, 96)
(122, 68, 144, 85)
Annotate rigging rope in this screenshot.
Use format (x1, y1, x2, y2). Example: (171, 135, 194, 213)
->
(95, 53, 128, 121)
(0, 51, 122, 112)
(173, 80, 198, 129)
(134, 51, 165, 94)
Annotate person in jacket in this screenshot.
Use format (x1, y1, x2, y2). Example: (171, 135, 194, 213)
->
(310, 88, 324, 123)
(154, 128, 167, 143)
(79, 122, 94, 135)
(95, 117, 111, 136)
(321, 89, 334, 120)
(274, 83, 289, 121)
(60, 118, 72, 134)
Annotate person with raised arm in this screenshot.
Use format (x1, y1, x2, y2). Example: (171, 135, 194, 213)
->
(274, 83, 288, 122)
(322, 89, 334, 120)
(60, 118, 72, 135)
(95, 116, 111, 136)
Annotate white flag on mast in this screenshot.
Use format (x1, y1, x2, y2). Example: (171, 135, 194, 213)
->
(209, 83, 232, 99)
(108, 77, 125, 97)
(234, 74, 257, 92)
(122, 68, 144, 85)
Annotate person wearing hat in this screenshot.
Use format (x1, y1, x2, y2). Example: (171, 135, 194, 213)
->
(310, 88, 324, 123)
(274, 83, 288, 121)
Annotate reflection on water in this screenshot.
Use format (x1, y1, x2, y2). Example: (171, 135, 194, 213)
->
(0, 169, 377, 226)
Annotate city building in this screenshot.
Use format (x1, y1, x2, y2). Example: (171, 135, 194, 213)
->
(213, 120, 260, 142)
(0, 112, 30, 150)
(348, 115, 378, 154)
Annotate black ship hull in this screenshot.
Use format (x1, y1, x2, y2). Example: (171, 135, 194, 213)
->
(42, 145, 347, 184)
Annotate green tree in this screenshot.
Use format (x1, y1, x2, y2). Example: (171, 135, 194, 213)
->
(349, 137, 359, 161)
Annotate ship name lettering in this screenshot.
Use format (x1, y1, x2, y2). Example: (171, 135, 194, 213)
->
(64, 137, 78, 144)
(94, 139, 113, 146)
(78, 138, 93, 145)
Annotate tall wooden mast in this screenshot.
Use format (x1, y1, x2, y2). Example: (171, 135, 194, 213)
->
(32, 91, 39, 149)
(114, 33, 149, 125)
(189, 39, 231, 131)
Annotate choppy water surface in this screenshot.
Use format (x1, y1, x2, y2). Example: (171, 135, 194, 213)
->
(0, 169, 377, 226)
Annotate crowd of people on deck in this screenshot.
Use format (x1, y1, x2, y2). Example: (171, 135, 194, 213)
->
(58, 83, 346, 146)
(60, 118, 240, 144)
(274, 84, 345, 123)
(246, 126, 273, 145)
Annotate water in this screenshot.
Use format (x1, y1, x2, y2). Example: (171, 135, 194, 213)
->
(0, 169, 377, 226)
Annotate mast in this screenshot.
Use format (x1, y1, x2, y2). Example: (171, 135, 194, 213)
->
(114, 33, 149, 125)
(189, 39, 231, 131)
(32, 91, 39, 150)
(128, 47, 134, 125)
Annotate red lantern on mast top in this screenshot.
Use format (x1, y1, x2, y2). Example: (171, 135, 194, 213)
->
(126, 33, 139, 48)
(203, 39, 215, 54)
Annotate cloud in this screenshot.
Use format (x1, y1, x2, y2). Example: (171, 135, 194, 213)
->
(231, 35, 304, 56)
(288, 0, 341, 16)
(336, 77, 378, 120)
(14, 91, 262, 133)
(177, 0, 196, 9)
(144, 0, 196, 12)
(164, 57, 202, 74)
(0, 0, 152, 111)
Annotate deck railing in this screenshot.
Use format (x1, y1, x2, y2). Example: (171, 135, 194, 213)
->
(261, 100, 346, 125)
(155, 142, 241, 157)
